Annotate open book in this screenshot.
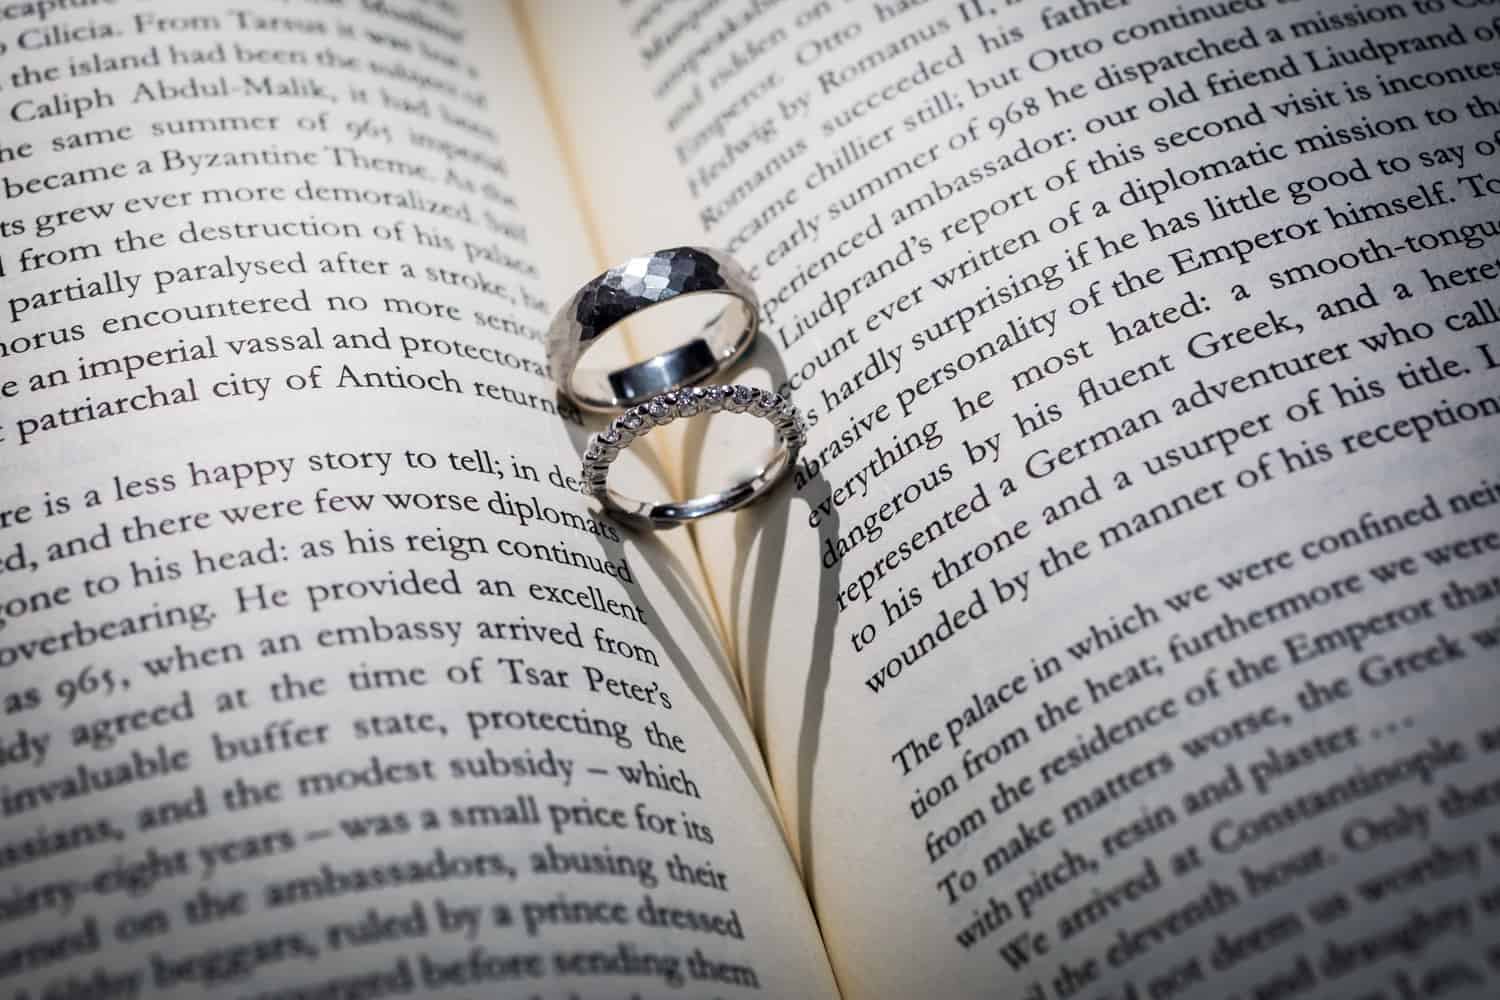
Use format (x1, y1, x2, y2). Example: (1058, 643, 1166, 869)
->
(2, 0, 1498, 995)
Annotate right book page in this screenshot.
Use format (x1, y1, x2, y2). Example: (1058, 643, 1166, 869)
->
(528, 2, 1500, 997)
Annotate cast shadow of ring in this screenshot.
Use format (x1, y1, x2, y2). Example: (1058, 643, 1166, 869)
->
(559, 389, 767, 813)
(561, 396, 743, 706)
(675, 333, 843, 901)
(574, 333, 842, 899)
(591, 524, 784, 827)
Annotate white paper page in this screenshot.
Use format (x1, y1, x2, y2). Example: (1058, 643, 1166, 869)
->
(528, 2, 1500, 998)
(0, 3, 839, 996)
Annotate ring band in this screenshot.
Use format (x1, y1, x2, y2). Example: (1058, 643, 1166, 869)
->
(547, 247, 757, 413)
(581, 385, 805, 529)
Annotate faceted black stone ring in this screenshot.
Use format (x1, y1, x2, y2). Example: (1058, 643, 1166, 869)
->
(546, 247, 758, 413)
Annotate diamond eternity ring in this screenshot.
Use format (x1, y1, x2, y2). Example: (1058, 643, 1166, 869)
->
(546, 247, 758, 413)
(580, 385, 806, 529)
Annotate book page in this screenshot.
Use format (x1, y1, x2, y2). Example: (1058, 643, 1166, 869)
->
(0, 2, 839, 997)
(528, 2, 1500, 997)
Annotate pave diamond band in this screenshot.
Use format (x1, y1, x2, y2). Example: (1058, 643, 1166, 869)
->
(581, 385, 806, 529)
(546, 247, 757, 413)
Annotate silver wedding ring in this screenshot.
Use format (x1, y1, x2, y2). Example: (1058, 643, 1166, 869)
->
(547, 247, 758, 413)
(581, 385, 805, 530)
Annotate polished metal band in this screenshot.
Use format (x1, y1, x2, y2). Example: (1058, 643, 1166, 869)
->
(581, 385, 805, 529)
(546, 247, 758, 413)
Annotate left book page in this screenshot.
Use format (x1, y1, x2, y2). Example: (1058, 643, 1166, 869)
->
(0, 2, 838, 997)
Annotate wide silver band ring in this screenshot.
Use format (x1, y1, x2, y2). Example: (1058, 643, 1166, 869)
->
(581, 385, 805, 530)
(547, 247, 758, 413)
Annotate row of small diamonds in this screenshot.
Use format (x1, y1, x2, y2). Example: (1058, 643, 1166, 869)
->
(579, 386, 806, 496)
